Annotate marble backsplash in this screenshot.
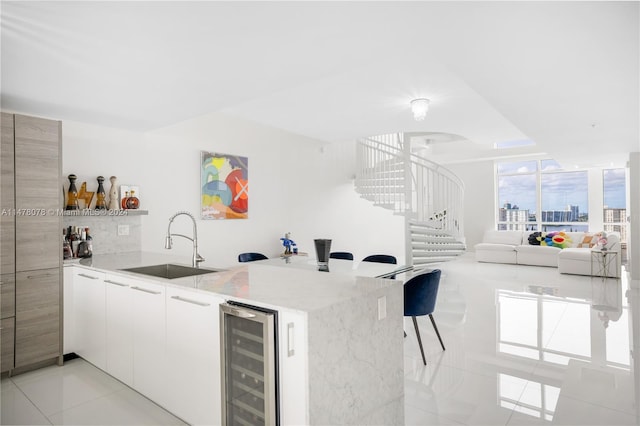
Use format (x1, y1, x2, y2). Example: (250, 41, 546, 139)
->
(63, 213, 142, 255)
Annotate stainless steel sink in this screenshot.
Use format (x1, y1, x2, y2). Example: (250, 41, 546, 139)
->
(120, 263, 222, 279)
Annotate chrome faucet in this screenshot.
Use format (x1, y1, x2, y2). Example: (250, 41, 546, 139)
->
(165, 211, 205, 267)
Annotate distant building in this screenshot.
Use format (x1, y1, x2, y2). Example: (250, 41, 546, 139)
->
(499, 203, 530, 230)
(604, 208, 627, 242)
(541, 205, 581, 222)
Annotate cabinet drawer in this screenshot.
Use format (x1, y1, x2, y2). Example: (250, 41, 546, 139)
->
(1, 273, 16, 319)
(15, 268, 60, 368)
(1, 317, 15, 373)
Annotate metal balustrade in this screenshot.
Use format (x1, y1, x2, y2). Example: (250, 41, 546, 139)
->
(356, 133, 466, 266)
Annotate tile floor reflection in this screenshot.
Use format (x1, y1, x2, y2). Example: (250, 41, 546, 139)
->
(1, 253, 638, 425)
(404, 253, 639, 425)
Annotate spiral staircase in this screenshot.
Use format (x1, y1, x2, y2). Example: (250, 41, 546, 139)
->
(355, 133, 466, 268)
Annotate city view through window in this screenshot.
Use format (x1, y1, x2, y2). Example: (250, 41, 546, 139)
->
(497, 160, 627, 242)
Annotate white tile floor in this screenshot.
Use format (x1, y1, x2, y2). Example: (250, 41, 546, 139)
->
(2, 253, 639, 425)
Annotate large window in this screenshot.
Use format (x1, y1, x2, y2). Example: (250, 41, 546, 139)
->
(603, 168, 627, 243)
(497, 161, 537, 230)
(497, 159, 588, 231)
(540, 170, 588, 232)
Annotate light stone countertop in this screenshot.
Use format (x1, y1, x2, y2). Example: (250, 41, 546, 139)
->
(68, 251, 400, 314)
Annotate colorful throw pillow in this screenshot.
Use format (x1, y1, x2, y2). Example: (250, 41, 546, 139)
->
(578, 234, 595, 248)
(539, 231, 572, 249)
(528, 232, 542, 245)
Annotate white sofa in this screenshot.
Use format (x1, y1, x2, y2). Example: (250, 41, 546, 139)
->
(474, 230, 621, 277)
(558, 234, 621, 278)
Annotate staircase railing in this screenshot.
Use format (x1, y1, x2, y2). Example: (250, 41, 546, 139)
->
(356, 133, 465, 266)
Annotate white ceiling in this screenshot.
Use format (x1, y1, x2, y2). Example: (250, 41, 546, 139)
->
(2, 1, 638, 167)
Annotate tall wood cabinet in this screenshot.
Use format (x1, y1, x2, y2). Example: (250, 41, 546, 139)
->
(0, 112, 62, 373)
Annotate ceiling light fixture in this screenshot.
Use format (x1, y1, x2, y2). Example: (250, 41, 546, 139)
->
(410, 98, 430, 121)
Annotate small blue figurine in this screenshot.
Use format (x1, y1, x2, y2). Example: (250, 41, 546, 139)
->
(280, 232, 297, 255)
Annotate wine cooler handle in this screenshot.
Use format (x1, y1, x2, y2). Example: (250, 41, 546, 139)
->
(287, 322, 295, 357)
(227, 307, 256, 318)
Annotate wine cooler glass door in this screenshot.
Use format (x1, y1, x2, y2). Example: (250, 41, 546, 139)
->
(220, 303, 277, 426)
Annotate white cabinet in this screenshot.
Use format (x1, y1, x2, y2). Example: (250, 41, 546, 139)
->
(64, 265, 309, 425)
(104, 274, 134, 386)
(278, 310, 308, 425)
(130, 279, 167, 406)
(63, 266, 75, 354)
(73, 268, 106, 370)
(166, 287, 224, 425)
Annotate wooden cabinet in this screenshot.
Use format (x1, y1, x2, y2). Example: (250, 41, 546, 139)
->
(1, 317, 15, 372)
(1, 113, 16, 373)
(2, 112, 62, 373)
(104, 273, 134, 387)
(73, 269, 106, 370)
(14, 114, 61, 272)
(15, 268, 60, 368)
(1, 113, 15, 274)
(166, 287, 223, 425)
(1, 274, 16, 319)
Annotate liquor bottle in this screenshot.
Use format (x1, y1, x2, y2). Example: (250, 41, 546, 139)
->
(62, 229, 72, 260)
(77, 227, 92, 258)
(121, 191, 130, 209)
(95, 176, 107, 210)
(107, 176, 119, 210)
(85, 227, 93, 254)
(126, 189, 140, 209)
(65, 174, 80, 210)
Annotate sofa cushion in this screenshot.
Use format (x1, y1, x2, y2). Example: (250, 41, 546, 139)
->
(557, 247, 591, 261)
(474, 242, 518, 252)
(482, 230, 523, 245)
(516, 245, 561, 255)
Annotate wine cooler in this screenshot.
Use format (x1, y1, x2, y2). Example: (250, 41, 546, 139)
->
(220, 301, 279, 426)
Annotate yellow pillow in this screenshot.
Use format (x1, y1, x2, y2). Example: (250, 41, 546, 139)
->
(579, 234, 595, 248)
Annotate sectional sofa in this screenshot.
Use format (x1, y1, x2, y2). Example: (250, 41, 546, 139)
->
(474, 230, 621, 278)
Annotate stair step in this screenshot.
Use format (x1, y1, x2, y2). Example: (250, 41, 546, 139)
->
(412, 256, 462, 264)
(412, 243, 464, 250)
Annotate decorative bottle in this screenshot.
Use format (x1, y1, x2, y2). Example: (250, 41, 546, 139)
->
(121, 191, 130, 209)
(126, 190, 140, 209)
(107, 176, 119, 210)
(95, 176, 107, 210)
(65, 174, 79, 210)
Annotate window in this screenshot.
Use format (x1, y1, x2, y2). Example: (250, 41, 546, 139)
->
(540, 170, 588, 232)
(497, 161, 537, 230)
(603, 168, 627, 243)
(497, 159, 593, 232)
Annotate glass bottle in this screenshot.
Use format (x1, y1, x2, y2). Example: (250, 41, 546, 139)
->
(65, 174, 80, 210)
(95, 176, 107, 210)
(126, 190, 140, 209)
(121, 191, 130, 209)
(62, 229, 72, 260)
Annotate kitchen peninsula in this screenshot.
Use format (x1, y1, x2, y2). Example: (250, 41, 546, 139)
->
(64, 252, 404, 425)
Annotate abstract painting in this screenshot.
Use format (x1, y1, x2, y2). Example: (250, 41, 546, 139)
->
(201, 151, 249, 219)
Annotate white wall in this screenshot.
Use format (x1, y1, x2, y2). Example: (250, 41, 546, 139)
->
(447, 160, 495, 250)
(60, 112, 404, 268)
